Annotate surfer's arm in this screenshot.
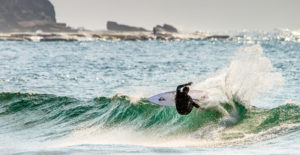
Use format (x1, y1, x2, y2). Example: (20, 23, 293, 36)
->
(176, 82, 193, 92)
(192, 102, 200, 108)
(189, 97, 200, 108)
(176, 84, 185, 92)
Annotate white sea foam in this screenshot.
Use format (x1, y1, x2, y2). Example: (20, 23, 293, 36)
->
(194, 45, 284, 108)
(115, 87, 148, 104)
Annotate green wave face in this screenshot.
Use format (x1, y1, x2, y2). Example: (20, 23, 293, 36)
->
(0, 92, 299, 145)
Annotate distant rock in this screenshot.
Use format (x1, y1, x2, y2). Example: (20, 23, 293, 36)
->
(204, 35, 230, 40)
(162, 24, 178, 33)
(40, 36, 77, 42)
(107, 21, 148, 32)
(153, 24, 178, 34)
(153, 25, 164, 35)
(0, 0, 75, 32)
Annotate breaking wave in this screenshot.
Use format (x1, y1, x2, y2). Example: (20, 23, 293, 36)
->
(0, 45, 298, 147)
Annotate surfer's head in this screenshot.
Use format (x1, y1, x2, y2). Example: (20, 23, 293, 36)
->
(183, 87, 189, 93)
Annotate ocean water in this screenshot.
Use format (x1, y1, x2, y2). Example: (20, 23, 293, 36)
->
(0, 30, 299, 154)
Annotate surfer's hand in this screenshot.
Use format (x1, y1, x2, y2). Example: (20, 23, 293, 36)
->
(187, 82, 193, 86)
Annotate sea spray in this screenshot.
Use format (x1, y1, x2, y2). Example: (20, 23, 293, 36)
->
(195, 45, 284, 107)
(193, 45, 284, 127)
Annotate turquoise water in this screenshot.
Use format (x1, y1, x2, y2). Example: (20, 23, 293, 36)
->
(0, 30, 299, 154)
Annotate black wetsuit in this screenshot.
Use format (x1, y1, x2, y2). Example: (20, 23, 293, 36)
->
(175, 84, 200, 115)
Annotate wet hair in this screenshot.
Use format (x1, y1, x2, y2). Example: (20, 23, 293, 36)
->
(183, 87, 189, 93)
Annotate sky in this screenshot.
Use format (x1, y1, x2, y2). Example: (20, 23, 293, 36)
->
(50, 0, 300, 32)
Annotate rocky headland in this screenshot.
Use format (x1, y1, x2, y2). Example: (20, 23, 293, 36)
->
(0, 0, 75, 32)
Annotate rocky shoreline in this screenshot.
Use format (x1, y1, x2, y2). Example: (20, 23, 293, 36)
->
(0, 31, 236, 42)
(0, 0, 238, 42)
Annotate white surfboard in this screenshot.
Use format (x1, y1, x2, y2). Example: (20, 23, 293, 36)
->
(148, 90, 208, 106)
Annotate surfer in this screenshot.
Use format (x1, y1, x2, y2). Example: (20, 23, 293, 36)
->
(175, 82, 201, 115)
